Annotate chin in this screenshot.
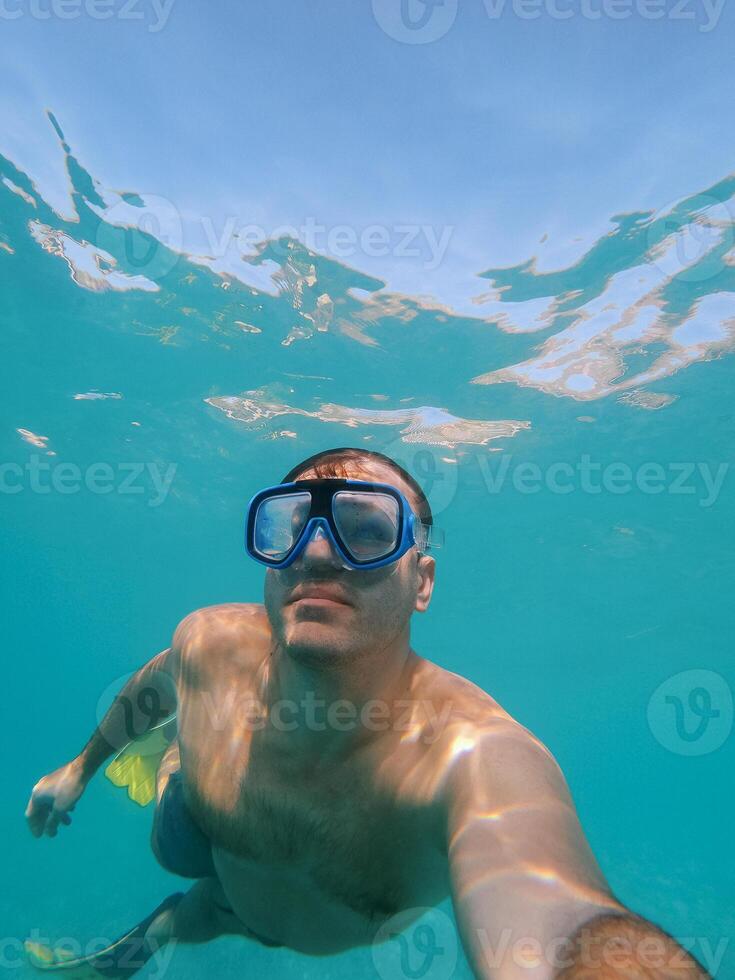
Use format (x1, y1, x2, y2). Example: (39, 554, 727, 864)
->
(284, 624, 358, 665)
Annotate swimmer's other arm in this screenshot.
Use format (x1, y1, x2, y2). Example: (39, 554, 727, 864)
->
(25, 644, 178, 838)
(76, 644, 179, 781)
(444, 728, 712, 980)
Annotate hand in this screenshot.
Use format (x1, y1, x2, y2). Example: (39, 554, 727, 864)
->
(25, 759, 87, 838)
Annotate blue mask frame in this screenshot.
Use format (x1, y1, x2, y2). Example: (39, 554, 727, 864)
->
(245, 478, 439, 570)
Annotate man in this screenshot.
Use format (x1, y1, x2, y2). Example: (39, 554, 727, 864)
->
(25, 447, 710, 979)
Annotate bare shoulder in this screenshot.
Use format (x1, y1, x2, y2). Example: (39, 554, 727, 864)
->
(411, 654, 523, 732)
(413, 656, 565, 804)
(171, 602, 271, 666)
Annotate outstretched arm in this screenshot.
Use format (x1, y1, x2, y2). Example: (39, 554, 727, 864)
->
(25, 645, 179, 838)
(444, 722, 711, 980)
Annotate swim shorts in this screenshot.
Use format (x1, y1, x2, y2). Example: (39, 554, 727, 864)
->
(153, 769, 284, 947)
(154, 768, 217, 879)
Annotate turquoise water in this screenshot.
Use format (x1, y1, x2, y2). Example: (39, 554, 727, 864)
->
(2, 116, 734, 978)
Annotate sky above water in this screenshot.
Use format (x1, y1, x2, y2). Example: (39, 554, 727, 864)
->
(2, 0, 735, 307)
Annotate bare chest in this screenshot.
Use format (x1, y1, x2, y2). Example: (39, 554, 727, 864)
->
(181, 727, 444, 921)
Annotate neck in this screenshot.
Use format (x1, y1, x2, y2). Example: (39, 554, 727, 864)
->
(257, 628, 416, 763)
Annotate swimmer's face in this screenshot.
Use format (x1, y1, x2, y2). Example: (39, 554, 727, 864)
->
(263, 460, 436, 664)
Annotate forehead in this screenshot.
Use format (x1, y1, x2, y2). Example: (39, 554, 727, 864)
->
(294, 460, 421, 513)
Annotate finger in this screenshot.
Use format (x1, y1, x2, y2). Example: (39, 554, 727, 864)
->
(26, 799, 52, 837)
(60, 813, 72, 826)
(45, 810, 61, 838)
(24, 792, 46, 820)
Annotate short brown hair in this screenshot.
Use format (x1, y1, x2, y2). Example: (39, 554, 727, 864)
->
(281, 447, 433, 526)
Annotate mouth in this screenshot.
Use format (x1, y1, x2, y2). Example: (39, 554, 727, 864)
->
(291, 597, 350, 608)
(287, 586, 353, 608)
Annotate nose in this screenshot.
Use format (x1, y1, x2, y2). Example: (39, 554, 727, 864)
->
(294, 521, 351, 571)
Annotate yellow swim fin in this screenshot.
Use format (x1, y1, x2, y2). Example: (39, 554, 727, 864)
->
(104, 717, 177, 807)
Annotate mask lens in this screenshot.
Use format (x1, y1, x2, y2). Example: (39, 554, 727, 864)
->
(332, 491, 400, 561)
(254, 491, 311, 560)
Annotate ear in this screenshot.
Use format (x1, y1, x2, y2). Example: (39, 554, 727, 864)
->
(414, 554, 436, 613)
